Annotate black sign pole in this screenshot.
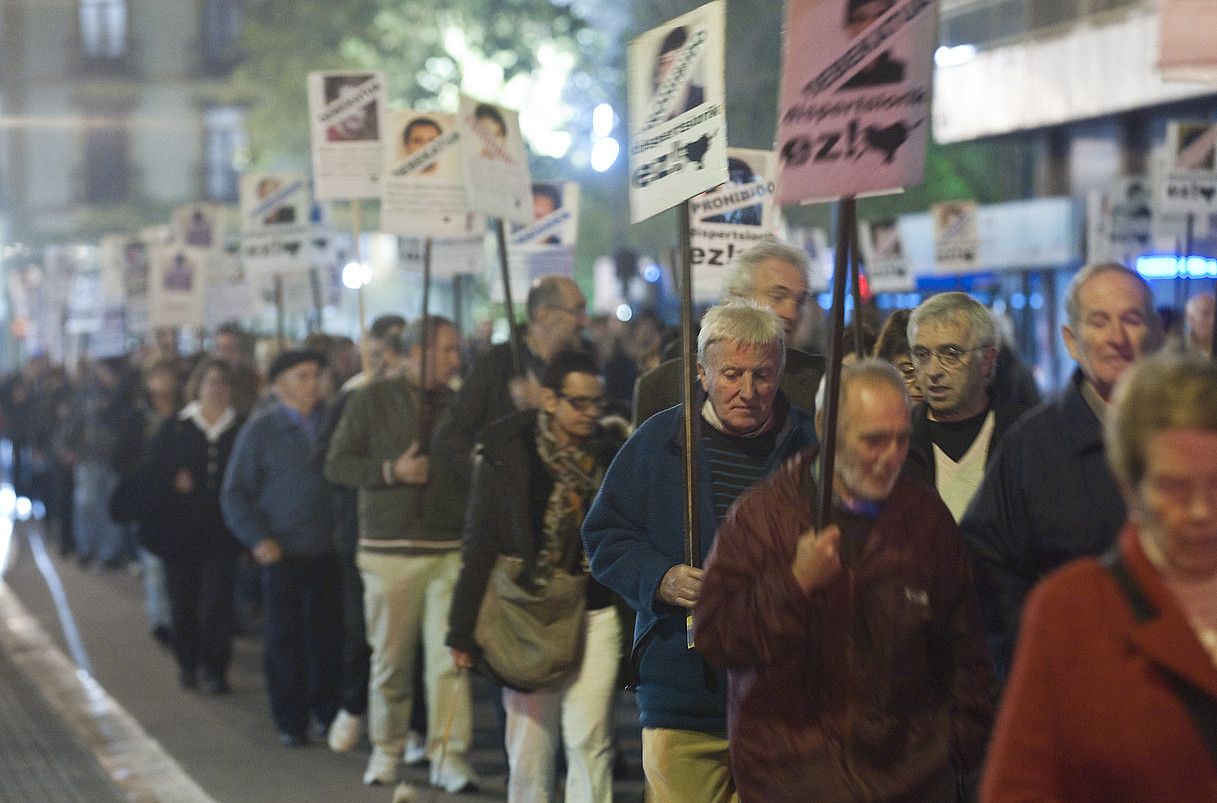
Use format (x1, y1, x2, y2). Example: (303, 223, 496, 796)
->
(273, 273, 286, 349)
(419, 236, 433, 395)
(494, 219, 524, 376)
(817, 197, 855, 530)
(848, 211, 864, 359)
(677, 199, 701, 650)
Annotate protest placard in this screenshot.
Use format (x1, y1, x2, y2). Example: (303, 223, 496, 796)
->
(1156, 121, 1217, 216)
(239, 171, 316, 276)
(685, 148, 778, 301)
(205, 251, 262, 328)
(931, 200, 980, 274)
(500, 181, 580, 295)
(859, 216, 915, 293)
(381, 109, 480, 236)
(149, 246, 207, 328)
(307, 71, 386, 200)
(172, 203, 223, 250)
(1088, 177, 1155, 264)
(457, 96, 533, 226)
(627, 1, 728, 223)
(776, 0, 937, 204)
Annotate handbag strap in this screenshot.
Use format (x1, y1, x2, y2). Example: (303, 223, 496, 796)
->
(1101, 548, 1217, 765)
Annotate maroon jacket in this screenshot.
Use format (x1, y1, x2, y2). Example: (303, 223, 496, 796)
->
(982, 524, 1217, 802)
(695, 449, 994, 802)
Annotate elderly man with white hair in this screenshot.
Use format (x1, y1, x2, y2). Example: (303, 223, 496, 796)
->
(584, 301, 817, 803)
(632, 237, 825, 426)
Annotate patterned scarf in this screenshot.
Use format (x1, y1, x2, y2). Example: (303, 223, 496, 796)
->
(534, 410, 603, 584)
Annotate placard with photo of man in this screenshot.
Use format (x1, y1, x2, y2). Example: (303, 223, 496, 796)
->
(238, 171, 315, 277)
(149, 246, 206, 328)
(381, 109, 478, 236)
(307, 70, 387, 200)
(456, 95, 533, 225)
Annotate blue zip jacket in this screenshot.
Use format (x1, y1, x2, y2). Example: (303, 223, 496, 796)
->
(221, 402, 336, 556)
(582, 394, 815, 732)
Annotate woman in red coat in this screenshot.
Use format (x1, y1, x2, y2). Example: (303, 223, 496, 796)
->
(983, 354, 1217, 802)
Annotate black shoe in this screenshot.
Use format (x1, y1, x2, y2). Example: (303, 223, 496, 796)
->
(152, 625, 173, 649)
(178, 668, 198, 691)
(278, 731, 308, 748)
(201, 675, 230, 695)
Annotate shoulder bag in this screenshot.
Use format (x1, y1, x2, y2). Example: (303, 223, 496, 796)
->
(473, 554, 587, 692)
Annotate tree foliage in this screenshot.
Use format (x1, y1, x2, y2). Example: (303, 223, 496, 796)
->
(235, 0, 619, 171)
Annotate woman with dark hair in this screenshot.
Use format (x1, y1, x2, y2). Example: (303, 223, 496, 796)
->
(447, 349, 627, 802)
(872, 307, 923, 404)
(150, 358, 245, 693)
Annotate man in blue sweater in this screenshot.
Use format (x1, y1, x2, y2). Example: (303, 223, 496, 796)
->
(222, 349, 340, 747)
(583, 302, 816, 802)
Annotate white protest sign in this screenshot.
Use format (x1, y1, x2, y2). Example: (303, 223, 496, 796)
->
(381, 110, 480, 236)
(239, 171, 315, 277)
(776, 0, 937, 204)
(503, 182, 580, 296)
(172, 203, 223, 250)
(687, 149, 779, 302)
(99, 235, 130, 303)
(307, 71, 386, 200)
(149, 246, 207, 328)
(399, 229, 489, 282)
(931, 201, 980, 274)
(1088, 177, 1154, 264)
(627, 1, 729, 223)
(205, 251, 262, 328)
(66, 248, 103, 336)
(457, 96, 533, 226)
(859, 217, 916, 293)
(1156, 122, 1217, 216)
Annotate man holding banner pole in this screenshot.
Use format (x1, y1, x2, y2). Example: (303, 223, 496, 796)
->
(584, 302, 815, 801)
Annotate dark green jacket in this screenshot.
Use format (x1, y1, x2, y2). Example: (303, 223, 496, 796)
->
(324, 376, 464, 555)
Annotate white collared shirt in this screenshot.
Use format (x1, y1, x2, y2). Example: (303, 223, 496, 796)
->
(179, 401, 237, 443)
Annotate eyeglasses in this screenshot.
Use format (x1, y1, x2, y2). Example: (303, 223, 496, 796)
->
(894, 361, 918, 379)
(558, 393, 607, 413)
(911, 345, 984, 370)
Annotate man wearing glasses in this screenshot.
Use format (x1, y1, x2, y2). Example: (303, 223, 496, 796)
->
(903, 292, 1032, 523)
(584, 302, 817, 802)
(432, 274, 587, 518)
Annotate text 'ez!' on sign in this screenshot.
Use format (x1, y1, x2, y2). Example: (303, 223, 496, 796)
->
(776, 0, 938, 205)
(627, 1, 729, 223)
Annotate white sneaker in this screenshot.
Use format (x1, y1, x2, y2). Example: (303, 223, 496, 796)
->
(391, 782, 420, 803)
(430, 753, 478, 794)
(403, 730, 427, 765)
(327, 709, 362, 752)
(363, 750, 398, 786)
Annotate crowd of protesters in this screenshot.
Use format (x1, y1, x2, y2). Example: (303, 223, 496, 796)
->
(1, 242, 1215, 801)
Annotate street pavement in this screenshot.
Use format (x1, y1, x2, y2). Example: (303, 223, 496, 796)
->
(1, 518, 646, 802)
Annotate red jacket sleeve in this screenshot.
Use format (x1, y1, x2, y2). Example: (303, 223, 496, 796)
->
(981, 575, 1070, 802)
